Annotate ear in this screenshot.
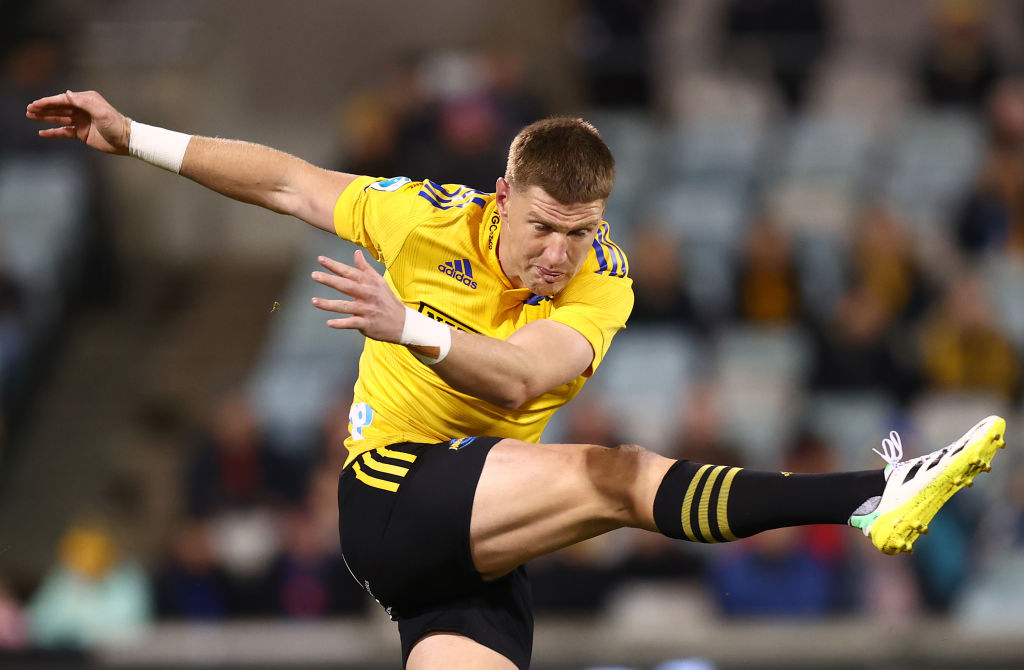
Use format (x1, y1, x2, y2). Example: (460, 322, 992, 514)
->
(495, 177, 511, 220)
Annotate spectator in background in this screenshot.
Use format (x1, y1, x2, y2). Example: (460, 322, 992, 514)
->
(627, 226, 703, 329)
(566, 0, 660, 109)
(917, 0, 1002, 109)
(336, 92, 402, 180)
(185, 391, 290, 517)
(667, 385, 742, 467)
(0, 579, 28, 651)
(153, 519, 230, 620)
(918, 275, 1020, 401)
(27, 520, 149, 648)
(0, 32, 67, 152)
(733, 215, 804, 326)
(851, 207, 933, 324)
(0, 251, 27, 409)
(267, 504, 365, 618)
(956, 78, 1024, 255)
(720, 0, 832, 110)
(809, 284, 917, 402)
(387, 50, 546, 189)
(560, 393, 625, 448)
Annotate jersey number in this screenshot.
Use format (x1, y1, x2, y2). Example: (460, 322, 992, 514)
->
(349, 402, 375, 440)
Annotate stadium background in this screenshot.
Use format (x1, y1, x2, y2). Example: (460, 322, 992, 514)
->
(2, 0, 1024, 668)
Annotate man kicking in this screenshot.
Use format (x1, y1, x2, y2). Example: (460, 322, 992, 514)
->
(28, 90, 1007, 670)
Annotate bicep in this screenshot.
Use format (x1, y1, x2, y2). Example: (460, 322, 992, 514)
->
(506, 319, 595, 396)
(283, 166, 360, 234)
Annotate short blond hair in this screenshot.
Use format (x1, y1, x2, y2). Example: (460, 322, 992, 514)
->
(505, 117, 615, 203)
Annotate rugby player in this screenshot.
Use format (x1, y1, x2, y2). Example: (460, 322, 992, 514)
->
(28, 90, 1007, 670)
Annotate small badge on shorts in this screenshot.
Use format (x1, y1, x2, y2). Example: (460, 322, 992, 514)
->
(448, 437, 478, 450)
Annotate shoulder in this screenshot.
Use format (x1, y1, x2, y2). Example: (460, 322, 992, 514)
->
(581, 221, 630, 279)
(415, 180, 491, 212)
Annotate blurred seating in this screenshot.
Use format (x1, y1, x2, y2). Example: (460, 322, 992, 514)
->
(593, 326, 700, 453)
(247, 232, 366, 453)
(663, 119, 764, 184)
(712, 326, 808, 464)
(806, 391, 897, 469)
(882, 110, 985, 230)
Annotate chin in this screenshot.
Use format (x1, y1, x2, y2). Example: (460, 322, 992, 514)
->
(529, 281, 563, 296)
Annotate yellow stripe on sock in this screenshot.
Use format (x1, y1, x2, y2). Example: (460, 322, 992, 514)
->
(681, 464, 713, 542)
(698, 466, 727, 543)
(353, 462, 399, 492)
(716, 467, 742, 542)
(362, 452, 409, 477)
(376, 446, 417, 463)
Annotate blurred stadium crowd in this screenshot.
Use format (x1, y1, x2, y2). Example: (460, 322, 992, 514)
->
(1, 0, 1024, 660)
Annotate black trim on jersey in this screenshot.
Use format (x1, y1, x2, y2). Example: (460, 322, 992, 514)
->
(417, 302, 480, 333)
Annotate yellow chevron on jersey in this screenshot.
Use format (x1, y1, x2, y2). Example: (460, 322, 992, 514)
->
(334, 175, 633, 466)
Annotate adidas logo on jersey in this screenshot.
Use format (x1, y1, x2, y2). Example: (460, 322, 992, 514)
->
(437, 259, 478, 289)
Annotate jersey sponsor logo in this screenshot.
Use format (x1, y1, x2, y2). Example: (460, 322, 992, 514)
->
(417, 302, 479, 333)
(437, 258, 478, 289)
(368, 176, 411, 192)
(487, 212, 500, 250)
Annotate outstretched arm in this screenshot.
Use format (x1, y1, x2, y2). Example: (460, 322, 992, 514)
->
(311, 253, 593, 409)
(26, 90, 356, 233)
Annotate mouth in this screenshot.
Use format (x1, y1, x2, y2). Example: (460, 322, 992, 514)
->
(535, 266, 564, 283)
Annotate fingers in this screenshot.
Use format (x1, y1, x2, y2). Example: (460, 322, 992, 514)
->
(317, 255, 358, 278)
(28, 90, 109, 120)
(37, 127, 77, 140)
(326, 316, 366, 330)
(353, 250, 375, 272)
(26, 112, 74, 126)
(26, 91, 73, 111)
(311, 296, 360, 315)
(311, 270, 369, 298)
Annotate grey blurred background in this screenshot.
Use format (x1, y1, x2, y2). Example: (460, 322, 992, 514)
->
(2, 0, 1024, 668)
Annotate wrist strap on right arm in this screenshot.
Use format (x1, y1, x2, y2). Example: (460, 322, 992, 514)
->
(128, 121, 192, 174)
(399, 306, 452, 365)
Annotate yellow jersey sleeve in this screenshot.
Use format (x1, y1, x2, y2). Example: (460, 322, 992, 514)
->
(333, 176, 422, 264)
(547, 222, 634, 373)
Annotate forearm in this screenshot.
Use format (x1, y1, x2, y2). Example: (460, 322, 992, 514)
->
(430, 331, 536, 410)
(132, 125, 351, 232)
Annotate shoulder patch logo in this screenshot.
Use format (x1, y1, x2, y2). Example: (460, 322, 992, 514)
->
(369, 176, 411, 192)
(437, 258, 478, 289)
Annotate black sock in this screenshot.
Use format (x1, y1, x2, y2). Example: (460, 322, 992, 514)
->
(652, 460, 886, 542)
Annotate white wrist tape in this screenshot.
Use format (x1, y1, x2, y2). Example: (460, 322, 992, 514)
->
(400, 306, 452, 365)
(128, 121, 192, 173)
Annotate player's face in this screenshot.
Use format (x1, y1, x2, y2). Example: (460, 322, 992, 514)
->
(494, 178, 604, 296)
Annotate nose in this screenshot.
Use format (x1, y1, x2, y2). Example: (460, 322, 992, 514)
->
(542, 234, 568, 267)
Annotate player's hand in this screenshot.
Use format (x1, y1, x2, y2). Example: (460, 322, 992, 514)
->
(26, 90, 130, 154)
(311, 251, 405, 343)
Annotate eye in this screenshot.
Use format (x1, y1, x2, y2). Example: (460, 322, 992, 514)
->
(570, 229, 590, 238)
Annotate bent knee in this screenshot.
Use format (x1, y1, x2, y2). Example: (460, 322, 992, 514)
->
(581, 443, 671, 524)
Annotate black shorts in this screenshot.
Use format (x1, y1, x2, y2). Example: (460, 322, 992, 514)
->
(338, 436, 533, 669)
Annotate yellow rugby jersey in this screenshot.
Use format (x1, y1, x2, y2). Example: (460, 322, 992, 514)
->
(334, 175, 633, 467)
